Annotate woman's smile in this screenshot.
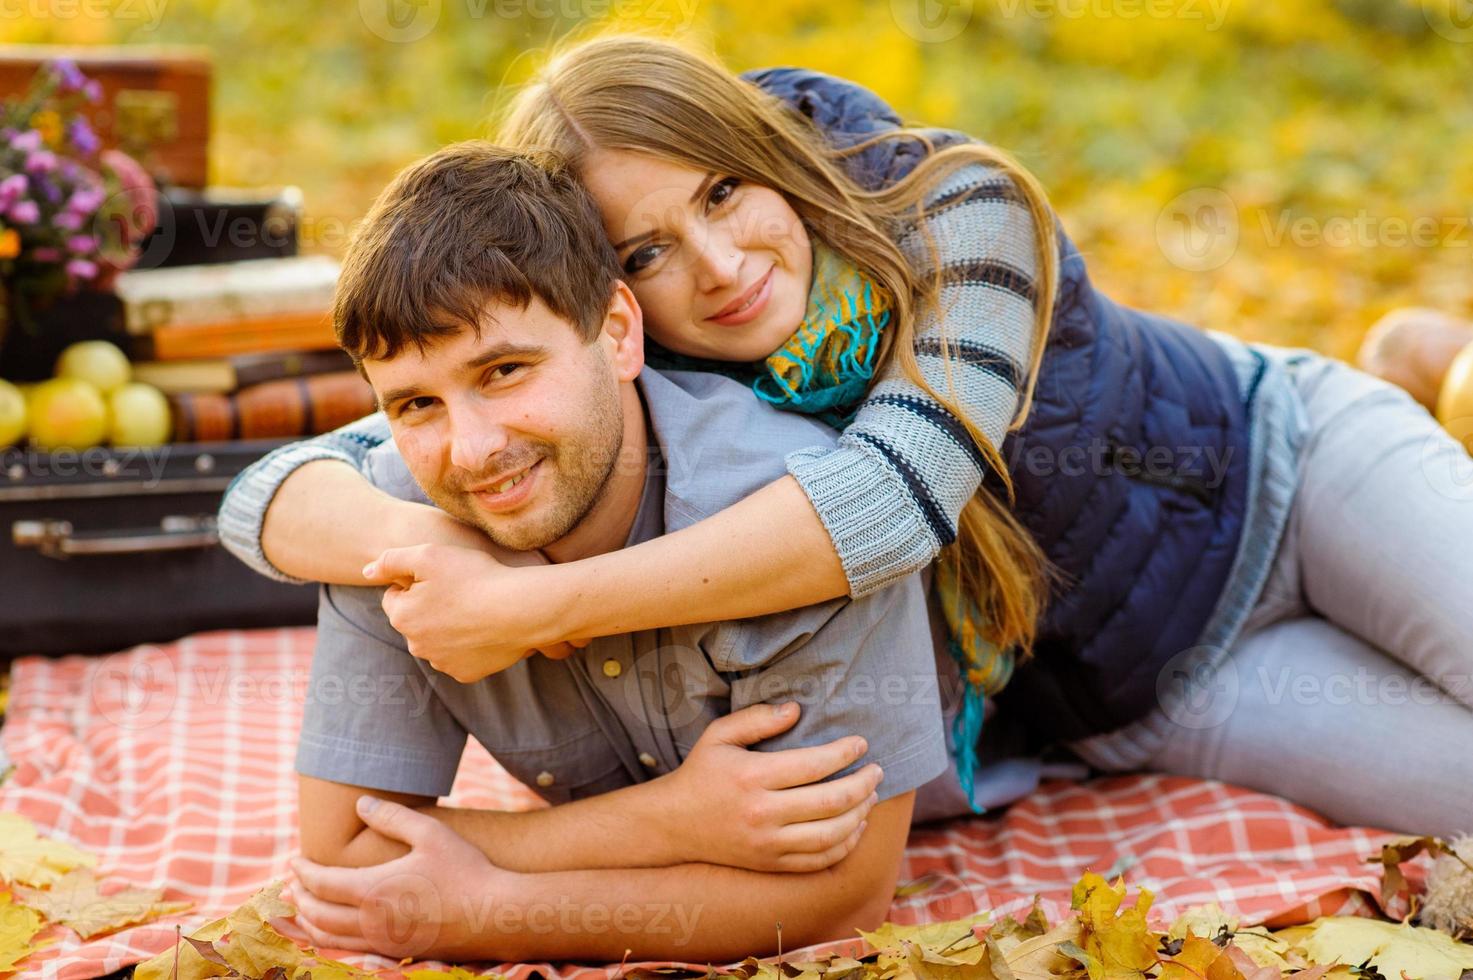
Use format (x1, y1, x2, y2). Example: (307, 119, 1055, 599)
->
(707, 265, 775, 326)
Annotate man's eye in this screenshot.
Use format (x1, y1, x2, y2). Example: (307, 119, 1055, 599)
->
(399, 396, 435, 415)
(624, 243, 663, 275)
(489, 363, 523, 380)
(707, 176, 741, 209)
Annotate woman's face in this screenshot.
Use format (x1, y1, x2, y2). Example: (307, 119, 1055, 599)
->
(580, 149, 813, 362)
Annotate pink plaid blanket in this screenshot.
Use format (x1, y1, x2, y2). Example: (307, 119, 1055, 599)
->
(0, 627, 1412, 979)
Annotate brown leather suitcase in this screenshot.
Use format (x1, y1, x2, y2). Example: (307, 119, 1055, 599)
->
(0, 45, 210, 188)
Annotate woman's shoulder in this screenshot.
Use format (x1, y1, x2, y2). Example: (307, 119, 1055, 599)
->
(741, 66, 972, 190)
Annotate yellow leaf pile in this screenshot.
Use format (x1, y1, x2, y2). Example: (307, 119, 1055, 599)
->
(132, 881, 378, 980)
(0, 810, 195, 974)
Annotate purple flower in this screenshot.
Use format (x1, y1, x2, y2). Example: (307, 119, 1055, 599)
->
(53, 210, 83, 231)
(49, 59, 87, 94)
(32, 246, 62, 262)
(8, 200, 39, 224)
(65, 257, 97, 280)
(82, 80, 103, 104)
(25, 150, 57, 175)
(67, 118, 99, 155)
(10, 130, 41, 153)
(0, 173, 27, 210)
(36, 175, 61, 204)
(66, 234, 97, 254)
(67, 185, 105, 213)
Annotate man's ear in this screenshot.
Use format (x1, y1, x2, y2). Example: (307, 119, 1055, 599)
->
(600, 280, 644, 382)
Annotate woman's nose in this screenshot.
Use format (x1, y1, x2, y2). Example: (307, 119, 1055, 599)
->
(693, 235, 742, 292)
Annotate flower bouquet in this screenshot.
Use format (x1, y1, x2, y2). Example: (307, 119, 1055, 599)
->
(0, 58, 159, 349)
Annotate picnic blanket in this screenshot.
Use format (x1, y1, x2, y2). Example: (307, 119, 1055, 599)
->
(0, 626, 1418, 980)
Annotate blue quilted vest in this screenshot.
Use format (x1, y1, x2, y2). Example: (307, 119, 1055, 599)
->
(747, 68, 1252, 748)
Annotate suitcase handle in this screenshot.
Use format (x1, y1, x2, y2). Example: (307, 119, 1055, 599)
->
(12, 516, 219, 558)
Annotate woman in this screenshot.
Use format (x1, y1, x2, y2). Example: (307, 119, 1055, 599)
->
(220, 35, 1473, 845)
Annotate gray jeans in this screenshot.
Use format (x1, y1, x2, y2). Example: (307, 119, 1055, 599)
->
(1073, 354, 1473, 838)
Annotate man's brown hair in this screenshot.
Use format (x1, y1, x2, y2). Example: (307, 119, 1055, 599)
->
(334, 141, 621, 363)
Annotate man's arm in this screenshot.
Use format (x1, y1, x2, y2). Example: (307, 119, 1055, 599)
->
(300, 772, 679, 872)
(301, 702, 881, 874)
(291, 791, 914, 963)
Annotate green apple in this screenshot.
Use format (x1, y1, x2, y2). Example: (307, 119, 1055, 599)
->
(55, 340, 132, 395)
(0, 378, 26, 447)
(109, 382, 172, 447)
(28, 377, 109, 450)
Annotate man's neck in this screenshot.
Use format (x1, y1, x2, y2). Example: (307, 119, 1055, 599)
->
(540, 382, 649, 564)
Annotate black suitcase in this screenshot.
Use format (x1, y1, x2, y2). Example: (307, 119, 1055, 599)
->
(0, 438, 319, 659)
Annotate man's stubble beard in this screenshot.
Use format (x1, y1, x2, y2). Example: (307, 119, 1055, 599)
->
(427, 377, 626, 553)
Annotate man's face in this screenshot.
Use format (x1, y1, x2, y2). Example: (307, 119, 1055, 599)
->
(364, 296, 626, 552)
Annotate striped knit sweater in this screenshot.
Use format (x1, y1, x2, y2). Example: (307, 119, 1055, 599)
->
(215, 161, 1047, 595)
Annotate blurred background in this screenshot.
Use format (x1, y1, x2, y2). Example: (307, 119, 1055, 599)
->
(7, 0, 1473, 358)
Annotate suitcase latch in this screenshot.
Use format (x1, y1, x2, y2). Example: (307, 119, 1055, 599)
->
(12, 516, 219, 559)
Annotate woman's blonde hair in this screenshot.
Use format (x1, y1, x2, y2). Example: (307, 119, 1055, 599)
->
(498, 33, 1059, 656)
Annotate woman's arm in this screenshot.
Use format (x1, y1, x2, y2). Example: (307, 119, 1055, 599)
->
(218, 412, 496, 584)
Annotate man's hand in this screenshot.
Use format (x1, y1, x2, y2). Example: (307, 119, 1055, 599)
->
(279, 796, 516, 962)
(364, 543, 587, 682)
(653, 702, 883, 872)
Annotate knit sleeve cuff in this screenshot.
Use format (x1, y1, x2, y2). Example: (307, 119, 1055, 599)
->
(785, 442, 941, 598)
(217, 443, 363, 585)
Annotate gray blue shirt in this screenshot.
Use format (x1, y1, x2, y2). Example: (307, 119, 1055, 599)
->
(295, 369, 954, 806)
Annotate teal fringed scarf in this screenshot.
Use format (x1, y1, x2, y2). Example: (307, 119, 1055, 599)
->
(647, 241, 1016, 813)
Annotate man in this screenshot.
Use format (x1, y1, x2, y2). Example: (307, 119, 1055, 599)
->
(276, 142, 952, 964)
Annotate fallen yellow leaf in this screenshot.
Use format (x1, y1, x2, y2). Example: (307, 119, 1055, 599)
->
(1070, 873, 1158, 979)
(1295, 915, 1473, 980)
(13, 868, 191, 939)
(0, 812, 96, 887)
(0, 891, 51, 973)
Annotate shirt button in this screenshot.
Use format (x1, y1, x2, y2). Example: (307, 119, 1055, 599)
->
(602, 658, 622, 678)
(535, 770, 555, 788)
(638, 752, 658, 768)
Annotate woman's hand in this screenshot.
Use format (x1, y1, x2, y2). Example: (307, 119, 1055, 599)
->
(652, 702, 883, 873)
(365, 543, 586, 683)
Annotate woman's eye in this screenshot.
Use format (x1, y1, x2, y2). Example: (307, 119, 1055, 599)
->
(624, 243, 663, 275)
(707, 176, 741, 209)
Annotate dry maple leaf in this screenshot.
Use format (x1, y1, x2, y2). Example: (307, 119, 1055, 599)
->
(1068, 873, 1158, 980)
(1291, 915, 1473, 980)
(0, 890, 51, 973)
(0, 812, 96, 888)
(13, 868, 191, 939)
(1369, 836, 1473, 911)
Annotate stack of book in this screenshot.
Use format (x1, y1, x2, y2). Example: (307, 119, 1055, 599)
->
(114, 256, 377, 441)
